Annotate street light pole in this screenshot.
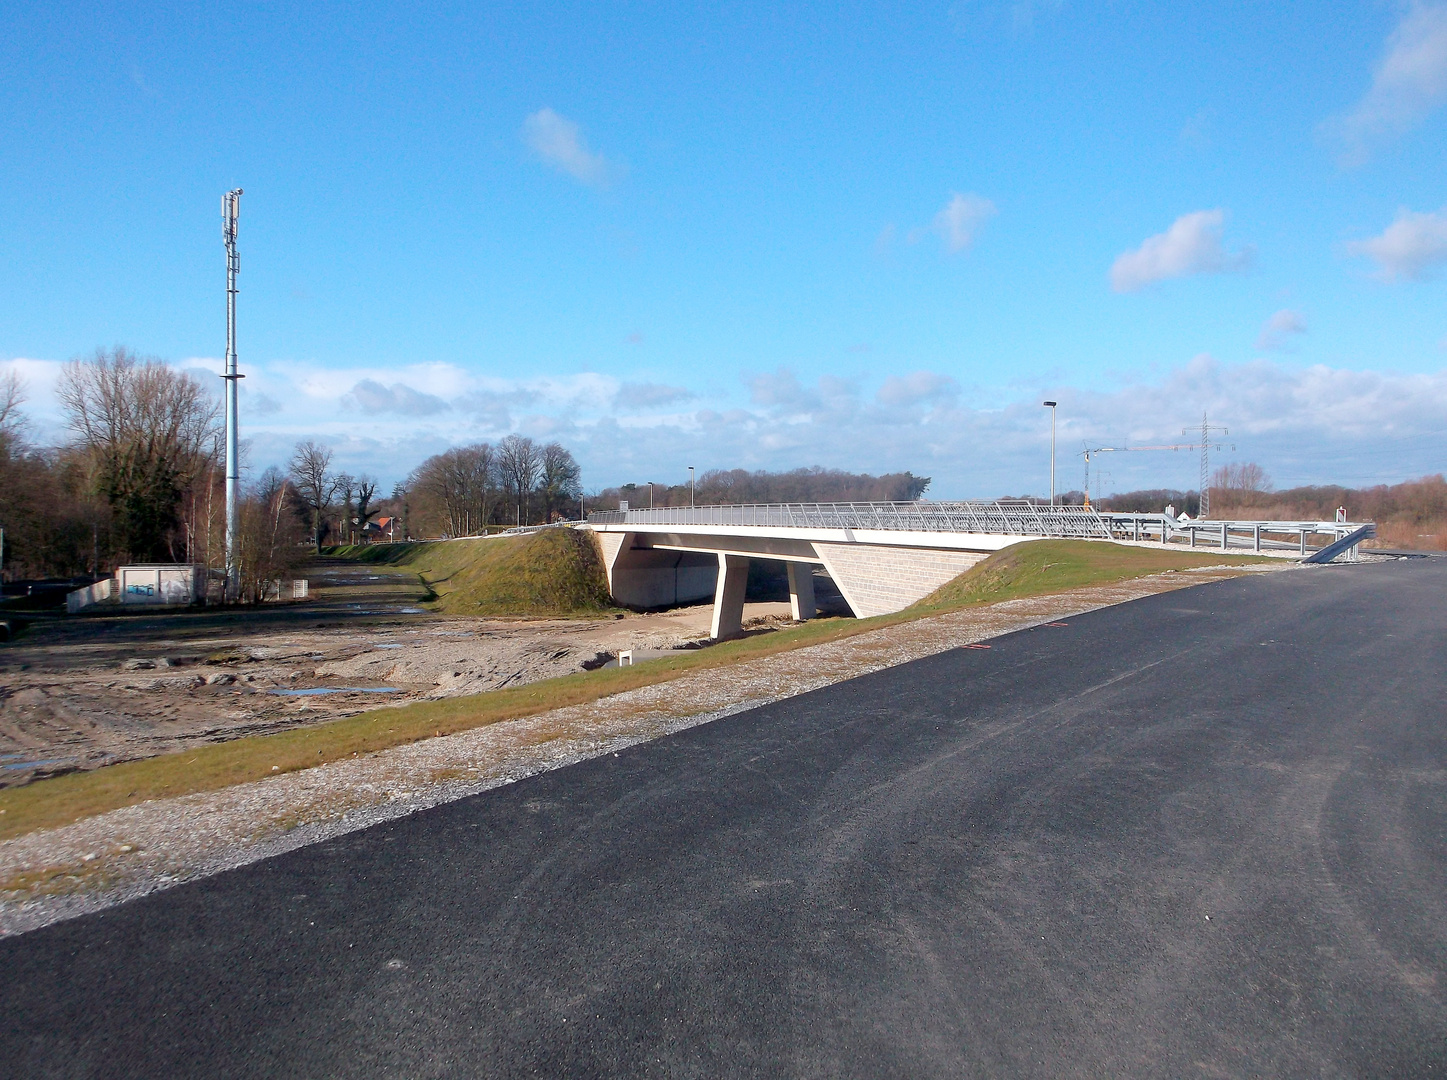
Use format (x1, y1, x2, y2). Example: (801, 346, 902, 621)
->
(1042, 400, 1057, 507)
(648, 481, 654, 509)
(688, 466, 695, 508)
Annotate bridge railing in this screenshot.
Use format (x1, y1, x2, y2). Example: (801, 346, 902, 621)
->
(587, 501, 1113, 538)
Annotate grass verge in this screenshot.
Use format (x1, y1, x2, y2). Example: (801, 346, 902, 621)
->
(328, 529, 617, 617)
(0, 540, 1272, 841)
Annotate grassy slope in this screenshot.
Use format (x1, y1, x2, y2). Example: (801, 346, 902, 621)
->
(0, 540, 1271, 840)
(331, 529, 617, 617)
(912, 539, 1265, 611)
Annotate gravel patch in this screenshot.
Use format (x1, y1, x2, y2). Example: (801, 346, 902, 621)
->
(0, 565, 1285, 937)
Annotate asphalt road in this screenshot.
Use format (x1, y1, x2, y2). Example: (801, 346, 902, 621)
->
(4, 559, 1446, 1078)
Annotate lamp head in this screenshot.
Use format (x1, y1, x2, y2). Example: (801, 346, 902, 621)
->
(1042, 400, 1057, 407)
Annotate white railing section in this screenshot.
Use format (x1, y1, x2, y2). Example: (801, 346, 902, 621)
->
(588, 501, 1113, 538)
(587, 502, 1377, 558)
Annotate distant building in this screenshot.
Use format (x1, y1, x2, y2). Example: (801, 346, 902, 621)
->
(363, 516, 402, 541)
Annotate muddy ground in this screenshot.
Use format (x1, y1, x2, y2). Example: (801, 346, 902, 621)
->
(0, 557, 829, 788)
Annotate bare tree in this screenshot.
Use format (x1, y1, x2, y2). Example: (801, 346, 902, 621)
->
(355, 474, 378, 539)
(336, 473, 356, 545)
(0, 370, 25, 447)
(57, 347, 219, 561)
(234, 466, 306, 602)
(1211, 462, 1273, 510)
(409, 444, 492, 536)
(289, 440, 338, 552)
(391, 481, 410, 540)
(497, 434, 541, 525)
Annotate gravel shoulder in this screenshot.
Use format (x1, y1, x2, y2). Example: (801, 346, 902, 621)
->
(0, 562, 1284, 937)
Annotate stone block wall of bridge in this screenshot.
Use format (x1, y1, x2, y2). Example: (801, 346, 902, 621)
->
(812, 543, 988, 618)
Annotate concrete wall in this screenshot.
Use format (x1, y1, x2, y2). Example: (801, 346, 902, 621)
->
(66, 577, 114, 614)
(813, 543, 986, 618)
(117, 565, 204, 606)
(598, 532, 718, 610)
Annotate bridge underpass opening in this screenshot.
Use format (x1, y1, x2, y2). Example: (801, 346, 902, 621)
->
(592, 527, 990, 639)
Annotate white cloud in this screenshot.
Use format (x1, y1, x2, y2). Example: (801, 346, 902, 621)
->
(1256, 309, 1307, 351)
(748, 368, 818, 412)
(522, 108, 617, 186)
(873, 223, 897, 257)
(1347, 206, 1447, 281)
(345, 379, 450, 416)
(583, 356, 1447, 495)
(613, 382, 693, 411)
(1322, 2, 1447, 165)
(247, 390, 283, 418)
(8, 353, 1446, 497)
(1110, 209, 1251, 293)
(931, 193, 996, 253)
(876, 371, 959, 407)
(1178, 108, 1214, 150)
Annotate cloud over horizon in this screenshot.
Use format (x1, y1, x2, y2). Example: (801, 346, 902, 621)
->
(1110, 210, 1252, 293)
(4, 354, 1444, 498)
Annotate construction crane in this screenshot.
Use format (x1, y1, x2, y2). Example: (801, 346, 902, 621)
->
(1078, 441, 1230, 509)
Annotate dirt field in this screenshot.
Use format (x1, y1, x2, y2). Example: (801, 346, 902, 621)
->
(0, 558, 810, 788)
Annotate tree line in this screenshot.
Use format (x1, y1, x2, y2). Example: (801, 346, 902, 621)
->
(0, 348, 585, 590)
(0, 348, 310, 598)
(596, 467, 932, 509)
(1100, 465, 1447, 550)
(396, 436, 582, 541)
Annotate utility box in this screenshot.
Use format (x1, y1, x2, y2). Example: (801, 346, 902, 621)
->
(117, 564, 205, 606)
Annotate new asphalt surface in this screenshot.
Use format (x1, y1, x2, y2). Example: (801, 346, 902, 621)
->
(3, 559, 1445, 1078)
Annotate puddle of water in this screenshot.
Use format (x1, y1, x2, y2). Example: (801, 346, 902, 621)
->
(395, 607, 426, 614)
(268, 687, 403, 697)
(373, 643, 404, 649)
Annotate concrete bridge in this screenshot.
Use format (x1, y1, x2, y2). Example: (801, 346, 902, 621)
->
(583, 501, 1376, 640)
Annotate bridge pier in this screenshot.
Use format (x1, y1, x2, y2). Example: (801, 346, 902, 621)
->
(711, 554, 750, 640)
(787, 563, 816, 621)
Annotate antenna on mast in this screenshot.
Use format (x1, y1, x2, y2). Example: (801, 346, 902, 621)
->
(222, 188, 244, 599)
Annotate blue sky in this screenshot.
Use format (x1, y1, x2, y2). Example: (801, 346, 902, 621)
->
(3, 1, 1445, 498)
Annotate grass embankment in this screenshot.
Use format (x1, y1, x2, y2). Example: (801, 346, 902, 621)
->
(913, 539, 1265, 611)
(0, 540, 1271, 841)
(330, 529, 617, 617)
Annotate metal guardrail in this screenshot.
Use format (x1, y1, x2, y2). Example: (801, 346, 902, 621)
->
(588, 501, 1112, 538)
(1098, 512, 1375, 557)
(1303, 523, 1377, 563)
